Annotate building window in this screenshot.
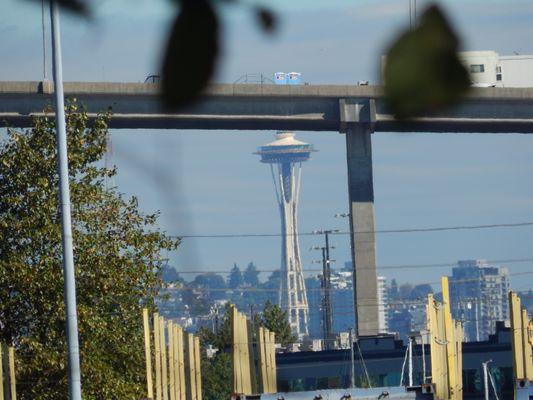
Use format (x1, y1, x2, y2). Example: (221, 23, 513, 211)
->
(470, 64, 485, 73)
(497, 74, 502, 81)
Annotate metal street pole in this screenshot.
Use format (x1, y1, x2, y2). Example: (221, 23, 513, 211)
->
(482, 360, 492, 400)
(349, 328, 355, 388)
(50, 1, 82, 399)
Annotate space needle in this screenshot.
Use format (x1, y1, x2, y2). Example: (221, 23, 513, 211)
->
(256, 132, 315, 336)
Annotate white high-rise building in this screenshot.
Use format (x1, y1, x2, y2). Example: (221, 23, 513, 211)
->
(256, 132, 315, 336)
(377, 275, 388, 334)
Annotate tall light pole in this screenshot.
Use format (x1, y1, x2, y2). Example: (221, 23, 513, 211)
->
(50, 1, 82, 398)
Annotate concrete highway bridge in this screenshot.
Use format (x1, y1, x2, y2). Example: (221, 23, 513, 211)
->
(2, 81, 533, 337)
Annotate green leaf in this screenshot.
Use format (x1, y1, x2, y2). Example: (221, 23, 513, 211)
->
(383, 4, 470, 119)
(161, 0, 219, 109)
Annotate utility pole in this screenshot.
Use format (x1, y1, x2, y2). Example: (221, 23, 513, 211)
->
(50, 1, 82, 399)
(311, 229, 338, 350)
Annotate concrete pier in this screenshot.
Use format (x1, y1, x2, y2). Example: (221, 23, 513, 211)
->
(345, 125, 379, 337)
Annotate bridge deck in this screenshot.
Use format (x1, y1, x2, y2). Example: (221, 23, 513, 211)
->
(2, 81, 533, 132)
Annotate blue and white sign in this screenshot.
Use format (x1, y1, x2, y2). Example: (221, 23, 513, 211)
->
(274, 72, 287, 85)
(287, 72, 302, 85)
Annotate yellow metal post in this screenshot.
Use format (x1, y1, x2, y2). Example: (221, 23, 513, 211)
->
(231, 305, 241, 394)
(172, 325, 180, 400)
(186, 333, 197, 400)
(194, 336, 202, 400)
(8, 347, 15, 400)
(428, 293, 447, 399)
(268, 331, 277, 393)
(0, 343, 4, 400)
(521, 309, 533, 381)
(160, 317, 169, 400)
(176, 326, 186, 400)
(509, 292, 525, 381)
(168, 322, 176, 400)
(143, 308, 154, 399)
(257, 327, 267, 393)
(240, 313, 251, 395)
(441, 277, 457, 400)
(154, 313, 162, 400)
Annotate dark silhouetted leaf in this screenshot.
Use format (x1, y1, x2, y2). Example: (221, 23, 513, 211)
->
(30, 0, 90, 16)
(383, 5, 470, 119)
(255, 6, 277, 33)
(161, 0, 219, 109)
(56, 0, 88, 14)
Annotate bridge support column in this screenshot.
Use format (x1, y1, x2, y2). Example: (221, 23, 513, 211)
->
(340, 99, 379, 337)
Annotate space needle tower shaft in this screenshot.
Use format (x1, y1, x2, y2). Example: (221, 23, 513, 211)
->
(256, 132, 315, 336)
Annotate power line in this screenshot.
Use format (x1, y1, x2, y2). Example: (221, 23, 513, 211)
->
(171, 220, 533, 239)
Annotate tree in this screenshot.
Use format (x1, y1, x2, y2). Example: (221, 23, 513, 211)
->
(243, 262, 260, 287)
(161, 264, 182, 283)
(199, 300, 295, 399)
(192, 272, 227, 300)
(201, 352, 232, 400)
(0, 105, 178, 400)
(256, 301, 296, 347)
(227, 263, 243, 289)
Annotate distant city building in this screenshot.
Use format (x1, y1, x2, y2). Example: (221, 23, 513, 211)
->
(518, 290, 533, 314)
(377, 275, 388, 334)
(449, 259, 510, 342)
(458, 50, 533, 87)
(306, 269, 355, 340)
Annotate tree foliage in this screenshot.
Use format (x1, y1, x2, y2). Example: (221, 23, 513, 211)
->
(255, 301, 296, 347)
(228, 263, 243, 289)
(0, 105, 178, 399)
(199, 301, 295, 400)
(201, 352, 232, 400)
(243, 262, 260, 287)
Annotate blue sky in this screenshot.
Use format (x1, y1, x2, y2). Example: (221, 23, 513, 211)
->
(1, 0, 533, 289)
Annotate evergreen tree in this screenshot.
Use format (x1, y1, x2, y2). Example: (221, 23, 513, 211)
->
(0, 106, 178, 399)
(243, 261, 260, 287)
(257, 301, 297, 347)
(228, 263, 243, 289)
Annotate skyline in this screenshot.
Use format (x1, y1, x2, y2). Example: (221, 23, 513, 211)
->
(1, 0, 533, 289)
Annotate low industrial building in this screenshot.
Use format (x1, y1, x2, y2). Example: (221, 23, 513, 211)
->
(276, 322, 513, 400)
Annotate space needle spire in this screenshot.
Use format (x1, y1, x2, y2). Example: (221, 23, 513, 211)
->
(256, 132, 315, 337)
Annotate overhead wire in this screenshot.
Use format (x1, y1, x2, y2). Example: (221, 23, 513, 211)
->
(171, 220, 533, 239)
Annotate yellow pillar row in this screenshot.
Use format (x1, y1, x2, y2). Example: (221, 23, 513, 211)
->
(426, 277, 463, 400)
(143, 309, 203, 400)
